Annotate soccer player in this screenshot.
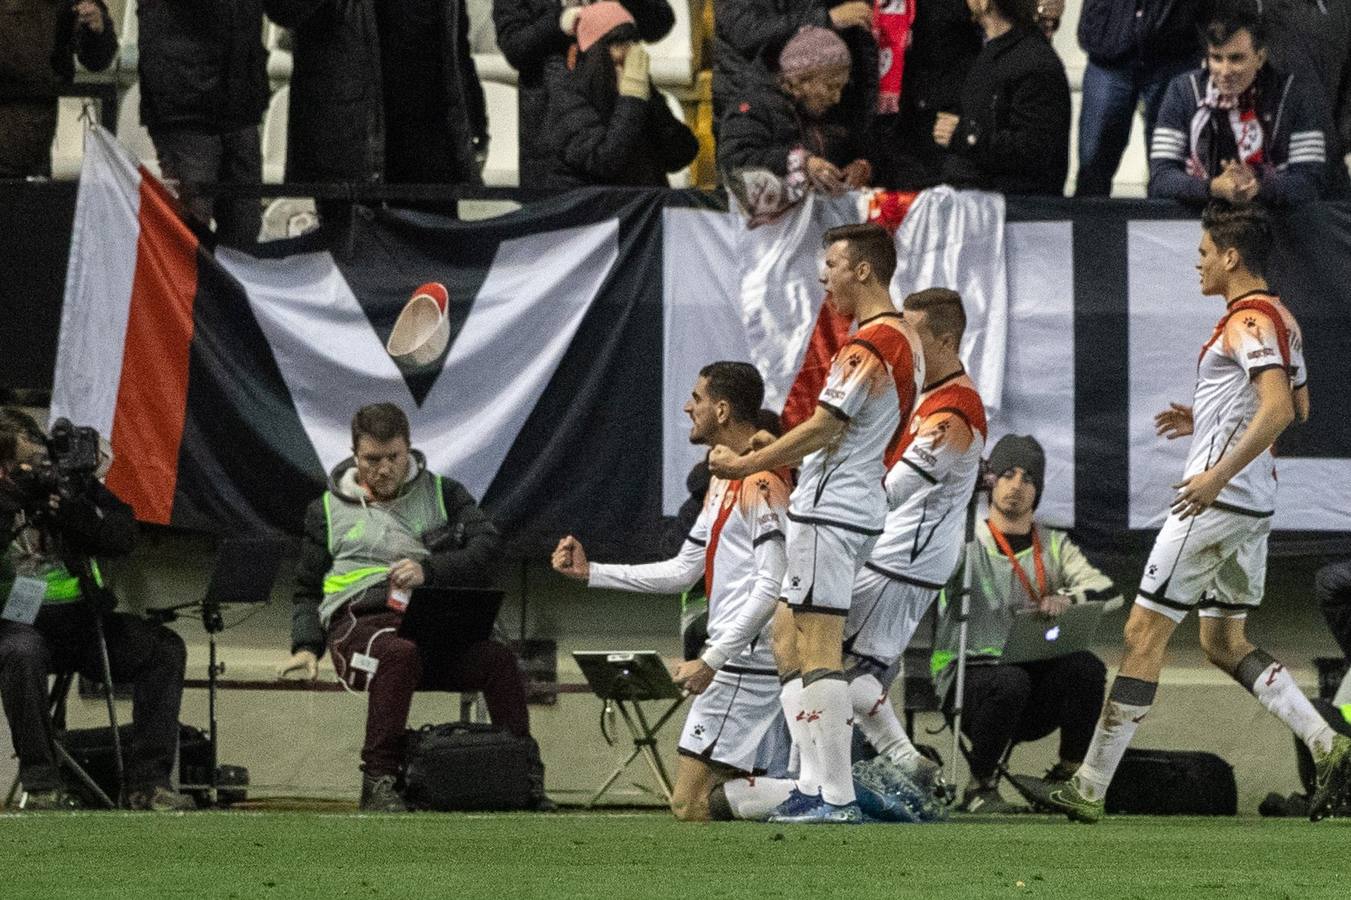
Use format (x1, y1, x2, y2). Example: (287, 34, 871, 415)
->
(843, 288, 987, 811)
(551, 362, 790, 821)
(1037, 203, 1351, 823)
(709, 223, 924, 824)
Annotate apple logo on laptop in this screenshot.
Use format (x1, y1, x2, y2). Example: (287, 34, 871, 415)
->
(1044, 625, 1061, 642)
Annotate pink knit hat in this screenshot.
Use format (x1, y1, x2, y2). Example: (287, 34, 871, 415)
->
(577, 2, 637, 53)
(779, 26, 851, 76)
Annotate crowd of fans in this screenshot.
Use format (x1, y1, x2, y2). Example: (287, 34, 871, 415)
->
(2, 1, 1351, 239)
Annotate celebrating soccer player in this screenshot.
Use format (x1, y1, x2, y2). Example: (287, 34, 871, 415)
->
(552, 362, 790, 821)
(1034, 203, 1351, 823)
(709, 224, 924, 824)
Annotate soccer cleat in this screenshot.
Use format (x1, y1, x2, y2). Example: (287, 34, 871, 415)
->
(851, 757, 947, 823)
(128, 785, 197, 812)
(767, 799, 864, 825)
(765, 787, 821, 820)
(359, 773, 409, 813)
(18, 789, 82, 812)
(956, 785, 1020, 815)
(1024, 776, 1104, 824)
(1309, 734, 1351, 822)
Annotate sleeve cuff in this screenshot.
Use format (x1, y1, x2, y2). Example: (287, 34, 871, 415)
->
(700, 645, 731, 670)
(587, 563, 620, 590)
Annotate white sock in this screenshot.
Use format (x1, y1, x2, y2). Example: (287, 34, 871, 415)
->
(848, 673, 922, 768)
(1075, 676, 1157, 802)
(801, 672, 855, 805)
(780, 677, 820, 795)
(722, 776, 796, 820)
(1249, 658, 1336, 757)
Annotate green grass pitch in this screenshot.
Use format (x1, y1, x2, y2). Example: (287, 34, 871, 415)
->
(2, 811, 1348, 898)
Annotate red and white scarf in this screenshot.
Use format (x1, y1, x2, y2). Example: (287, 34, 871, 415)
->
(874, 0, 916, 114)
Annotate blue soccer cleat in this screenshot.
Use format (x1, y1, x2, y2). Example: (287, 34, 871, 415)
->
(765, 787, 821, 820)
(767, 798, 865, 825)
(851, 757, 948, 823)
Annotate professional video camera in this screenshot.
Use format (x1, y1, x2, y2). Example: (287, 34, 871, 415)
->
(7, 418, 102, 517)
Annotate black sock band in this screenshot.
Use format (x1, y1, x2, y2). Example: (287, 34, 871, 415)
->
(779, 669, 802, 685)
(801, 668, 846, 688)
(1233, 648, 1279, 692)
(1108, 675, 1158, 706)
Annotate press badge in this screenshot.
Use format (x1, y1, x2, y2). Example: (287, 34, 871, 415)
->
(2, 577, 46, 626)
(387, 586, 410, 613)
(350, 652, 379, 676)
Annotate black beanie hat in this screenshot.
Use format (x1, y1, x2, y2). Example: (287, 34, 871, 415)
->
(988, 434, 1045, 506)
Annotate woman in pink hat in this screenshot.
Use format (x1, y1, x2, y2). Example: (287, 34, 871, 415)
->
(542, 1, 699, 188)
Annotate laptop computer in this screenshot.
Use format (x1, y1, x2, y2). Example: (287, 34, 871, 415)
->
(397, 587, 505, 649)
(999, 602, 1106, 664)
(572, 651, 684, 701)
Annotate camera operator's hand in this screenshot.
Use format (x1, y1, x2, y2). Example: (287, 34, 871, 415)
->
(388, 558, 425, 591)
(1037, 594, 1072, 618)
(277, 649, 319, 681)
(551, 535, 590, 580)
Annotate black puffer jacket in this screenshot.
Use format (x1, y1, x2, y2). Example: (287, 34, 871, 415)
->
(1077, 0, 1200, 68)
(717, 28, 877, 177)
(543, 69, 698, 187)
(0, 0, 116, 101)
(263, 0, 480, 185)
(940, 25, 1070, 196)
(712, 0, 830, 120)
(136, 0, 270, 134)
(494, 0, 674, 186)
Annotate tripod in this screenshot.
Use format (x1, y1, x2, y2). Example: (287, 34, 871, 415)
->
(945, 465, 989, 790)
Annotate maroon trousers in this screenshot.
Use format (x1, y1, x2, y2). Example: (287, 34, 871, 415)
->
(327, 605, 530, 777)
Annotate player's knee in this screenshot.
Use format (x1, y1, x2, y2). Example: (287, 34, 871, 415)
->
(1122, 612, 1170, 663)
(1198, 627, 1248, 670)
(668, 784, 708, 821)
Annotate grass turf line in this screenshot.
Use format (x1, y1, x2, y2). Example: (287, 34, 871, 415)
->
(1, 812, 1348, 898)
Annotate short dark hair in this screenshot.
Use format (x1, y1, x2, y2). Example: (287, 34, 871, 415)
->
(0, 407, 44, 466)
(822, 223, 897, 286)
(699, 362, 765, 424)
(1202, 4, 1265, 50)
(755, 408, 783, 438)
(351, 403, 410, 448)
(903, 288, 967, 345)
(1202, 202, 1272, 276)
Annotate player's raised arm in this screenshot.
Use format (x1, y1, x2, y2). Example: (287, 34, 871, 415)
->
(884, 411, 973, 510)
(709, 405, 845, 480)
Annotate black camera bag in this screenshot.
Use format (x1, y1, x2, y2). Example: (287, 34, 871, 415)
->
(1104, 748, 1236, 815)
(403, 721, 544, 811)
(58, 723, 248, 807)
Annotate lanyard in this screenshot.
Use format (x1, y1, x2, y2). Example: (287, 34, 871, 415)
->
(986, 521, 1047, 604)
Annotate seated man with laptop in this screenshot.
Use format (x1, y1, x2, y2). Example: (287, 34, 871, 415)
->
(276, 403, 535, 812)
(932, 435, 1122, 813)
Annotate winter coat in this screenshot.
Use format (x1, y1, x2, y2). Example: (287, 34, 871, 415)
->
(940, 25, 1071, 196)
(136, 0, 270, 134)
(290, 451, 501, 656)
(716, 27, 878, 177)
(262, 0, 481, 184)
(0, 0, 117, 102)
(711, 0, 830, 119)
(542, 68, 698, 188)
(1077, 0, 1201, 68)
(494, 0, 674, 185)
(1148, 65, 1328, 204)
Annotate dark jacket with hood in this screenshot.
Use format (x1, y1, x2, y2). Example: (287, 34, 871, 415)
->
(290, 450, 501, 656)
(262, 0, 482, 185)
(1077, 0, 1201, 69)
(543, 56, 698, 188)
(136, 0, 270, 134)
(940, 25, 1071, 196)
(712, 0, 831, 120)
(0, 0, 117, 102)
(716, 26, 878, 177)
(493, 0, 674, 185)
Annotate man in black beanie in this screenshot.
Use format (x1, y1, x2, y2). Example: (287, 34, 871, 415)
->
(931, 434, 1123, 813)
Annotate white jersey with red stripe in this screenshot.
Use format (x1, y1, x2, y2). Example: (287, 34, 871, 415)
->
(588, 470, 789, 672)
(1185, 292, 1306, 515)
(867, 372, 989, 588)
(791, 313, 925, 534)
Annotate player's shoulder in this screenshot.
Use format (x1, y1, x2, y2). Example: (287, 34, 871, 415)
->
(853, 313, 917, 359)
(742, 468, 791, 500)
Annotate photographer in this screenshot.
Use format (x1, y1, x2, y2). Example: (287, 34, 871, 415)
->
(276, 403, 538, 812)
(0, 409, 191, 812)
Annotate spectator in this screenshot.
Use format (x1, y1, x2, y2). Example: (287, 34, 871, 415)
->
(934, 0, 1071, 196)
(263, 0, 486, 219)
(712, 0, 874, 126)
(1074, 1, 1203, 197)
(495, 0, 674, 186)
(717, 25, 876, 194)
(1255, 0, 1351, 195)
(276, 403, 540, 813)
(0, 0, 117, 179)
(137, 2, 269, 246)
(875, 0, 982, 189)
(931, 434, 1122, 814)
(1149, 7, 1327, 203)
(542, 3, 698, 187)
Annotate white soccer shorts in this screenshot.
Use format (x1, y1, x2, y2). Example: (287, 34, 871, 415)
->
(678, 667, 786, 774)
(843, 565, 941, 670)
(779, 516, 878, 614)
(1135, 507, 1271, 623)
